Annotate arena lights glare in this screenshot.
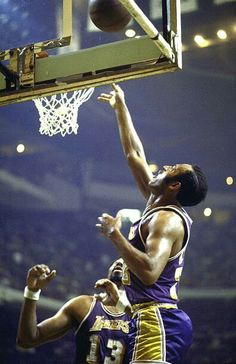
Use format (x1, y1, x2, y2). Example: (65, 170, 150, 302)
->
(217, 29, 227, 40)
(125, 28, 136, 38)
(204, 208, 212, 217)
(194, 34, 210, 48)
(226, 176, 234, 186)
(149, 163, 158, 173)
(117, 209, 141, 223)
(181, 44, 188, 52)
(16, 143, 25, 153)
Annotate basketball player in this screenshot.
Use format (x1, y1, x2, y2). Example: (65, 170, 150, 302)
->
(17, 258, 130, 364)
(96, 84, 208, 364)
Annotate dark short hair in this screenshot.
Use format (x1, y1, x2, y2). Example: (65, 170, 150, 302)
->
(166, 165, 208, 206)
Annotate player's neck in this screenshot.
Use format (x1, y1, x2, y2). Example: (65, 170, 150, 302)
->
(146, 193, 180, 210)
(104, 304, 124, 315)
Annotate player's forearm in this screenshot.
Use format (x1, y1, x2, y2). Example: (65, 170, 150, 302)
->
(114, 101, 145, 159)
(16, 300, 39, 348)
(109, 229, 157, 285)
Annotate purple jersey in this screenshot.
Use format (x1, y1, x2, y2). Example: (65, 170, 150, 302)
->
(122, 205, 192, 305)
(74, 297, 129, 364)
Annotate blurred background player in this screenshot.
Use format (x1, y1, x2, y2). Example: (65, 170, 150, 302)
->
(96, 84, 208, 364)
(17, 258, 129, 364)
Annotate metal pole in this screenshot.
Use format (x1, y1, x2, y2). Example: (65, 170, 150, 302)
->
(63, 0, 72, 38)
(162, 0, 171, 43)
(118, 0, 174, 61)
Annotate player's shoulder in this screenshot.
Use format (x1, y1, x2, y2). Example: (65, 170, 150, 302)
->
(152, 207, 182, 222)
(69, 295, 94, 308)
(148, 208, 184, 233)
(64, 295, 95, 321)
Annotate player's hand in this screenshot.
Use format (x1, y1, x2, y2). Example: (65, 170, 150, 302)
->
(97, 83, 125, 109)
(27, 264, 56, 292)
(96, 212, 122, 238)
(94, 278, 120, 306)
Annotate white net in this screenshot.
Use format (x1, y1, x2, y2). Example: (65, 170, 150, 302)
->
(33, 88, 94, 137)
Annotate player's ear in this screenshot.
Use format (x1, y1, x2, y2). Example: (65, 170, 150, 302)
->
(168, 181, 181, 192)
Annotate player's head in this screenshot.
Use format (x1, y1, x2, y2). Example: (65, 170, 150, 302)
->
(107, 258, 124, 284)
(173, 164, 208, 206)
(165, 164, 208, 206)
(149, 164, 208, 206)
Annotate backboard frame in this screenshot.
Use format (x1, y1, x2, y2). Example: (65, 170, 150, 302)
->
(0, 0, 181, 106)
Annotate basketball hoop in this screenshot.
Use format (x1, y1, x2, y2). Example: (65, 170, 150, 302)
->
(33, 88, 94, 137)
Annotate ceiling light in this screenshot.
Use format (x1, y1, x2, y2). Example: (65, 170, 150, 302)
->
(204, 208, 212, 217)
(16, 143, 25, 153)
(226, 176, 234, 185)
(194, 34, 210, 48)
(217, 29, 227, 40)
(125, 28, 136, 38)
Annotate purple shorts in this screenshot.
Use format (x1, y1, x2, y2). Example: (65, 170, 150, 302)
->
(128, 303, 193, 364)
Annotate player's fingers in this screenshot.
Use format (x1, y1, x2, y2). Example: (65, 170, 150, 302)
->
(94, 292, 107, 302)
(96, 225, 107, 236)
(96, 217, 106, 229)
(34, 264, 49, 271)
(100, 93, 112, 98)
(46, 270, 56, 282)
(95, 224, 108, 237)
(94, 279, 105, 287)
(94, 278, 111, 288)
(102, 213, 112, 219)
(94, 293, 101, 301)
(30, 265, 44, 276)
(34, 265, 50, 276)
(112, 83, 121, 92)
(97, 94, 112, 102)
(97, 214, 112, 225)
(97, 97, 109, 103)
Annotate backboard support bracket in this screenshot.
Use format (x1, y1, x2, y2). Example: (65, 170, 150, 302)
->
(0, 59, 19, 91)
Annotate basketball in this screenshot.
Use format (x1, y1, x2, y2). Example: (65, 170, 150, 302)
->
(89, 0, 131, 33)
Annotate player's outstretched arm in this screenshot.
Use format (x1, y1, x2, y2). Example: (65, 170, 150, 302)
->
(16, 265, 90, 348)
(98, 83, 153, 200)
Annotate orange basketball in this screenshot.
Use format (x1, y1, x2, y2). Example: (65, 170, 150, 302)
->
(89, 0, 131, 33)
